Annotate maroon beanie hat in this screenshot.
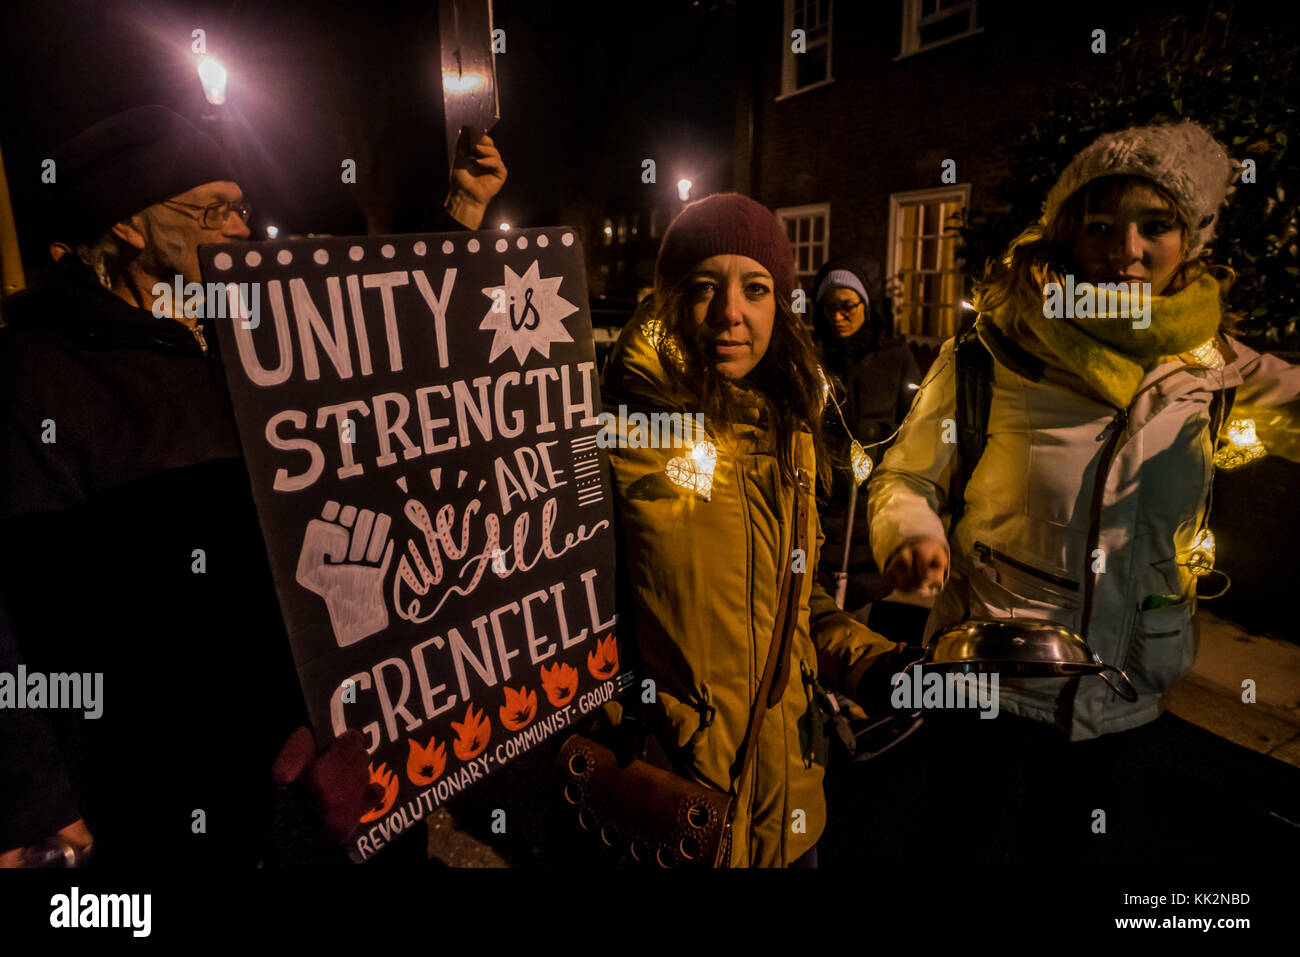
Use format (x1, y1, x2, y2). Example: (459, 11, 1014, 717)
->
(655, 193, 797, 302)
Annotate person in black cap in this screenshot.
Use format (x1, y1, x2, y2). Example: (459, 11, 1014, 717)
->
(809, 257, 921, 616)
(0, 105, 506, 868)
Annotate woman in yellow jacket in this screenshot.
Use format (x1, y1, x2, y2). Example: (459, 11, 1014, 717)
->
(599, 193, 897, 867)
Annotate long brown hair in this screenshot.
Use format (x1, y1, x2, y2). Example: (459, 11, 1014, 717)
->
(651, 278, 832, 489)
(972, 175, 1237, 331)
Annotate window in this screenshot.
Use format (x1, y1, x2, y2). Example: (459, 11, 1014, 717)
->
(886, 186, 969, 338)
(780, 0, 833, 97)
(616, 215, 628, 244)
(898, 0, 981, 58)
(602, 218, 613, 246)
(776, 203, 830, 288)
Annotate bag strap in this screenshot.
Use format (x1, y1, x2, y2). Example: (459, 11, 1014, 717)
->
(950, 325, 992, 526)
(1209, 385, 1237, 447)
(728, 464, 811, 796)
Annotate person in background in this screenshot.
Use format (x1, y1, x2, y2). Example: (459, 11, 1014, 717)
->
(810, 257, 921, 617)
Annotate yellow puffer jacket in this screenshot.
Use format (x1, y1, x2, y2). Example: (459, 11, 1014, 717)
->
(600, 306, 895, 867)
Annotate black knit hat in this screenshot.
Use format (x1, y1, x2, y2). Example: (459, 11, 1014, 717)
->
(48, 105, 236, 245)
(656, 193, 797, 302)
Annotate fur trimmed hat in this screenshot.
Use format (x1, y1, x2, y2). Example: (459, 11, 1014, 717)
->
(656, 193, 797, 302)
(1043, 120, 1239, 256)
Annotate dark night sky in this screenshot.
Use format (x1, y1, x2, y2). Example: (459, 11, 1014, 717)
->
(0, 0, 739, 271)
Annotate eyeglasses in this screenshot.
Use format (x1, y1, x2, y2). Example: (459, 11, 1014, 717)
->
(823, 298, 864, 317)
(161, 198, 252, 229)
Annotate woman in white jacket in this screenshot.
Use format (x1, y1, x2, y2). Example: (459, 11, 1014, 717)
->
(866, 121, 1300, 864)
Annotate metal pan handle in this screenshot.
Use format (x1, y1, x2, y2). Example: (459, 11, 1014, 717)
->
(1098, 664, 1138, 702)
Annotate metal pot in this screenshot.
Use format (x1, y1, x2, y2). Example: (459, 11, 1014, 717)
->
(919, 618, 1138, 702)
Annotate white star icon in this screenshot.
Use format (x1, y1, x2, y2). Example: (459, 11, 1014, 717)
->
(480, 261, 579, 364)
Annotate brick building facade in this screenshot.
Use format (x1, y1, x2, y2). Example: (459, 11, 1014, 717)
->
(733, 0, 1181, 342)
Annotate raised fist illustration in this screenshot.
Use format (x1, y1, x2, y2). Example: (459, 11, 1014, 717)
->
(296, 501, 395, 647)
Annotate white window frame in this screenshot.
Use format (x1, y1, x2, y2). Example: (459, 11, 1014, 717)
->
(897, 0, 982, 60)
(778, 0, 835, 99)
(776, 202, 831, 288)
(885, 185, 970, 339)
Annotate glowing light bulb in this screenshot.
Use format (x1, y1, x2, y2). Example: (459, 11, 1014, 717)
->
(1214, 417, 1267, 470)
(1228, 419, 1258, 447)
(850, 440, 873, 485)
(677, 179, 693, 202)
(665, 440, 717, 500)
(265, 225, 279, 240)
(499, 222, 511, 231)
(1183, 528, 1216, 576)
(197, 56, 228, 106)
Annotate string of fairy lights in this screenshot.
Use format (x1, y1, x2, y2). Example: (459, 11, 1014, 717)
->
(650, 316, 1269, 596)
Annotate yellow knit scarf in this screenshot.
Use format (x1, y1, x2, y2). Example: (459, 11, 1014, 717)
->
(988, 272, 1223, 408)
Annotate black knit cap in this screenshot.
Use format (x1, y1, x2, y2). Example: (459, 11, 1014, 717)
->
(48, 105, 236, 245)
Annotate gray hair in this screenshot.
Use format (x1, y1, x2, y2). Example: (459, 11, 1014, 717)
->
(74, 229, 133, 291)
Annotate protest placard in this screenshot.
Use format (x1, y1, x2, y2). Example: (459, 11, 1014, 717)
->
(200, 228, 621, 862)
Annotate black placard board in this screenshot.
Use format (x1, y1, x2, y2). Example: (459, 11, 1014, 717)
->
(199, 228, 621, 862)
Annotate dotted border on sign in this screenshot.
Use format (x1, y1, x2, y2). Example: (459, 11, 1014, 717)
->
(210, 230, 580, 273)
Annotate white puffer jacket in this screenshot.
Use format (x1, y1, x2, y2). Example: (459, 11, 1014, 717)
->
(868, 319, 1300, 739)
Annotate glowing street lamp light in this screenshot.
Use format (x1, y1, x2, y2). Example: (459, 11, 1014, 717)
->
(677, 178, 693, 202)
(265, 225, 280, 240)
(197, 56, 228, 106)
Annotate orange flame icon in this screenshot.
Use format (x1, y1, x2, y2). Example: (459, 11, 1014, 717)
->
(406, 734, 447, 787)
(451, 703, 491, 761)
(587, 633, 619, 680)
(499, 684, 538, 731)
(540, 661, 578, 707)
(359, 761, 399, 823)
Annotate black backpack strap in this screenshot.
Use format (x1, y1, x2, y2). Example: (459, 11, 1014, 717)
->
(951, 325, 993, 526)
(1209, 385, 1237, 448)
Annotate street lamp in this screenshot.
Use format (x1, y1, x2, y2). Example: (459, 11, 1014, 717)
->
(677, 178, 693, 203)
(196, 56, 228, 106)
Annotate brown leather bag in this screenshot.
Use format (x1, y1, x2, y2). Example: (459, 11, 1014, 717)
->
(554, 468, 811, 867)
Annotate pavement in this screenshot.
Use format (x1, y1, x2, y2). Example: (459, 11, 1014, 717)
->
(1166, 608, 1300, 768)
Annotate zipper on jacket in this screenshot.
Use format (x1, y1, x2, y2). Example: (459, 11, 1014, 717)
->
(1080, 408, 1129, 637)
(972, 541, 1079, 591)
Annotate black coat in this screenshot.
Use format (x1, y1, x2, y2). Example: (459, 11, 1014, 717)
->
(810, 258, 922, 610)
(0, 256, 307, 865)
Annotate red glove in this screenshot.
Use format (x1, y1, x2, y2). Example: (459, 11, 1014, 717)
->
(271, 727, 383, 845)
